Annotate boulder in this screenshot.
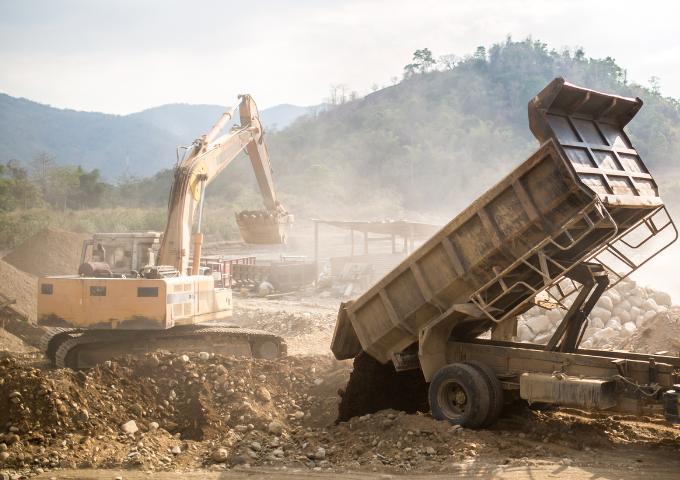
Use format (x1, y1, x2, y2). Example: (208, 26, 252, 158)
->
(596, 296, 614, 310)
(533, 332, 553, 345)
(621, 322, 637, 338)
(546, 309, 563, 324)
(526, 315, 551, 334)
(122, 420, 138, 435)
(635, 315, 645, 328)
(605, 289, 621, 304)
(654, 292, 672, 306)
(594, 327, 614, 340)
(268, 421, 284, 436)
(629, 286, 647, 299)
(526, 306, 541, 317)
(629, 306, 641, 321)
(605, 318, 622, 332)
(615, 299, 631, 312)
(213, 449, 229, 462)
(517, 325, 535, 342)
(591, 307, 611, 322)
(642, 298, 659, 312)
(591, 317, 605, 329)
(611, 308, 631, 324)
(628, 295, 644, 308)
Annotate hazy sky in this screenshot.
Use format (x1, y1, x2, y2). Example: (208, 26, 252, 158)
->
(1, 0, 678, 115)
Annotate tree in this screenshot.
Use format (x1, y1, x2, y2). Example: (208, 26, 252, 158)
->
(649, 76, 661, 96)
(115, 172, 142, 208)
(438, 54, 458, 70)
(76, 167, 106, 208)
(404, 48, 437, 78)
(50, 164, 80, 211)
(5, 159, 42, 210)
(29, 150, 56, 202)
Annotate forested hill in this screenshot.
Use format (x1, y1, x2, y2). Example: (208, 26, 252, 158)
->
(265, 38, 680, 219)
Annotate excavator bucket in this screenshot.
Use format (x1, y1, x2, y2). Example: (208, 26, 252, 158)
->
(236, 210, 294, 244)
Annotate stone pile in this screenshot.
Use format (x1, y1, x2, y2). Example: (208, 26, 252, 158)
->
(516, 277, 677, 351)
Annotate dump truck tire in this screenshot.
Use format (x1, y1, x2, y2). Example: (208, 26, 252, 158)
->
(429, 363, 490, 429)
(464, 360, 504, 428)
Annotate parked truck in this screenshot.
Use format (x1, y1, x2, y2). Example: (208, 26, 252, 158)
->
(331, 78, 680, 428)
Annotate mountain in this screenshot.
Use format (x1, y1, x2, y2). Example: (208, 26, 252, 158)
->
(0, 95, 309, 179)
(0, 93, 181, 179)
(127, 103, 308, 143)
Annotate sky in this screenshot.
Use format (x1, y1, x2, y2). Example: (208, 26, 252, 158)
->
(1, 0, 679, 115)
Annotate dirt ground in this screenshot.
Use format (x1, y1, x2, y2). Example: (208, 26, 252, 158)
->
(1, 228, 680, 479)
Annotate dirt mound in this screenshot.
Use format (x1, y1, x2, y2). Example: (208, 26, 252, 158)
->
(619, 308, 680, 354)
(2, 226, 89, 277)
(336, 352, 429, 423)
(0, 259, 38, 321)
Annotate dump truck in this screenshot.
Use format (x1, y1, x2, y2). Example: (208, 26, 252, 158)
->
(331, 78, 680, 428)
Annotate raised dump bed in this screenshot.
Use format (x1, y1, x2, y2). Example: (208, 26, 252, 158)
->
(332, 77, 677, 367)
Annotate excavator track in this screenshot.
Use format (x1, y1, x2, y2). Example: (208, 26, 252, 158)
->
(41, 327, 85, 364)
(53, 325, 287, 369)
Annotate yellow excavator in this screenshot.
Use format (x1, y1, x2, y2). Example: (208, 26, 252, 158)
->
(39, 95, 294, 368)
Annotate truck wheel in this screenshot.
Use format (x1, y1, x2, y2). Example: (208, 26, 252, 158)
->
(463, 360, 504, 428)
(429, 363, 490, 429)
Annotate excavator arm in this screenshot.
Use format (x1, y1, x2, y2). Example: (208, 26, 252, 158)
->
(157, 94, 293, 274)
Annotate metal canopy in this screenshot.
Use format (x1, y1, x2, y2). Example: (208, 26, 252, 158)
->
(311, 219, 442, 238)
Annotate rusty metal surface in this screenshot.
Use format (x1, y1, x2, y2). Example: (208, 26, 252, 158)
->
(332, 78, 677, 364)
(519, 373, 617, 409)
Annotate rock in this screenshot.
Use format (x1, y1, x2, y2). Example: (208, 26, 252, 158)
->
(426, 446, 436, 455)
(642, 298, 659, 312)
(605, 318, 622, 332)
(546, 309, 563, 324)
(250, 442, 261, 451)
(121, 420, 138, 435)
(381, 419, 393, 429)
(629, 286, 647, 299)
(517, 324, 535, 342)
(596, 296, 614, 310)
(130, 403, 143, 416)
(654, 292, 672, 306)
(180, 354, 190, 363)
(146, 355, 160, 368)
(0, 452, 8, 461)
(591, 317, 605, 329)
(257, 374, 267, 381)
(628, 295, 644, 308)
(217, 374, 229, 384)
(314, 379, 323, 386)
(8, 391, 21, 398)
(591, 307, 612, 322)
(294, 411, 305, 420)
(314, 448, 326, 460)
(616, 299, 631, 311)
(629, 306, 641, 321)
(171, 445, 181, 454)
(635, 315, 645, 328)
(594, 327, 614, 340)
(198, 352, 210, 361)
(605, 289, 621, 304)
(235, 425, 248, 433)
(255, 386, 271, 402)
(213, 448, 229, 462)
(561, 458, 574, 466)
(73, 408, 89, 422)
(533, 332, 553, 345)
(0, 444, 6, 452)
(527, 315, 551, 334)
(526, 306, 541, 316)
(621, 322, 637, 338)
(60, 459, 76, 468)
(268, 421, 284, 436)
(148, 422, 159, 431)
(216, 364, 228, 376)
(4, 434, 18, 445)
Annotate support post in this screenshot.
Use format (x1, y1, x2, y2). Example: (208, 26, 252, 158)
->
(403, 236, 408, 254)
(314, 221, 319, 261)
(409, 225, 415, 255)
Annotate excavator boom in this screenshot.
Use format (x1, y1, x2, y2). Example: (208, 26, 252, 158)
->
(157, 94, 293, 274)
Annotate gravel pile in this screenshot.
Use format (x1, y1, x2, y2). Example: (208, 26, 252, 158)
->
(516, 277, 677, 351)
